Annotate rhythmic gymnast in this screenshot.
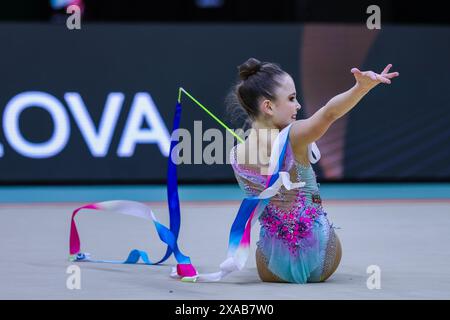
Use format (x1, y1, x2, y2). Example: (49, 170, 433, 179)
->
(228, 58, 399, 283)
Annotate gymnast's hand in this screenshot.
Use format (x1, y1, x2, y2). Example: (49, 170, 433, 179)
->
(351, 64, 399, 91)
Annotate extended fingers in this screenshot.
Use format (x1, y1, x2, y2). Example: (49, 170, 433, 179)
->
(352, 66, 397, 85)
(381, 64, 393, 75)
(383, 71, 400, 79)
(376, 74, 391, 84)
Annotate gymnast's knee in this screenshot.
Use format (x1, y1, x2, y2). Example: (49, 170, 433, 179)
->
(321, 235, 343, 282)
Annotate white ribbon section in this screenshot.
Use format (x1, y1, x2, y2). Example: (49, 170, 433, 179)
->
(265, 124, 292, 176)
(308, 142, 321, 164)
(258, 172, 305, 199)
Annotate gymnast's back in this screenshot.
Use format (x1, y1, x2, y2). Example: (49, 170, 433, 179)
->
(229, 137, 341, 283)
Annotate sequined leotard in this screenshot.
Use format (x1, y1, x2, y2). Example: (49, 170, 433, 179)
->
(230, 140, 338, 283)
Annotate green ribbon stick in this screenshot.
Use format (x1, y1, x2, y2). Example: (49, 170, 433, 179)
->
(178, 87, 245, 144)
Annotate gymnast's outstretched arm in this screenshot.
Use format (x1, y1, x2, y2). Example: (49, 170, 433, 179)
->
(290, 64, 399, 146)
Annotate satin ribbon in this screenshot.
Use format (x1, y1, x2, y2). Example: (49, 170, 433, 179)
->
(69, 99, 321, 282)
(69, 102, 194, 273)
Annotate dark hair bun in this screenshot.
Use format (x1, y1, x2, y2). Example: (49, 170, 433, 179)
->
(238, 58, 262, 80)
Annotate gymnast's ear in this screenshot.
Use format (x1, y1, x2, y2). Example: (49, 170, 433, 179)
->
(260, 99, 274, 116)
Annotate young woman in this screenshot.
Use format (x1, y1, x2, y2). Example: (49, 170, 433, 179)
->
(229, 58, 399, 283)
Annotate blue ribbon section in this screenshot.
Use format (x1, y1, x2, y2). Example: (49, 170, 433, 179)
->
(158, 101, 183, 264)
(75, 101, 191, 266)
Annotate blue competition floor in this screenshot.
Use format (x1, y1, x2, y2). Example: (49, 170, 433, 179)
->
(0, 183, 449, 203)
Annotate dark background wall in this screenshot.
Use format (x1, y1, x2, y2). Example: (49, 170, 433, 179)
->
(0, 23, 449, 184)
(1, 0, 448, 25)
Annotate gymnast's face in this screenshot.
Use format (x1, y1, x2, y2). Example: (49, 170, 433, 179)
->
(261, 73, 301, 129)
